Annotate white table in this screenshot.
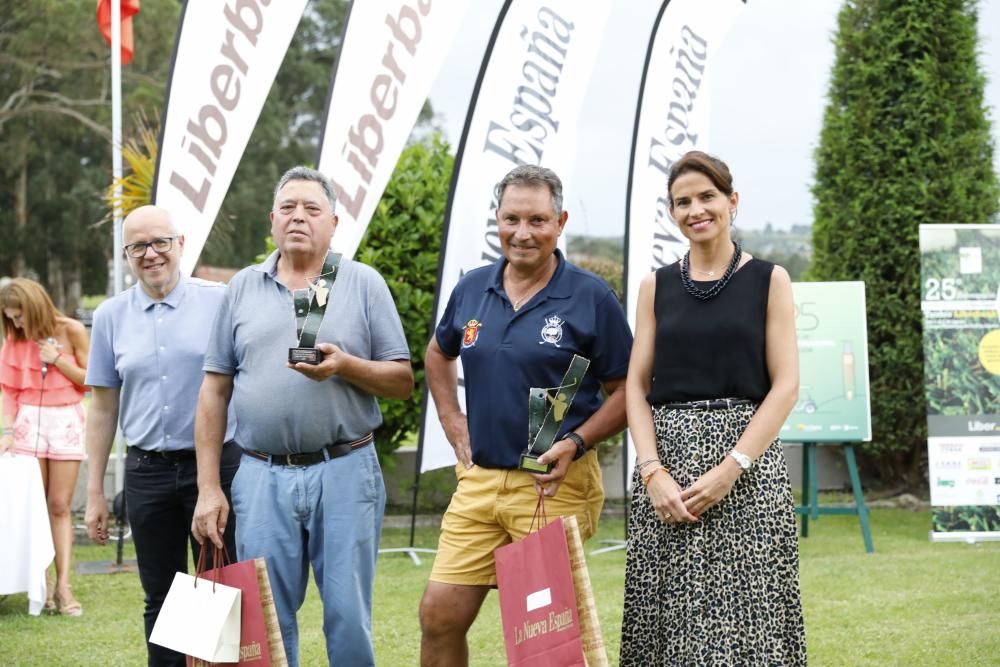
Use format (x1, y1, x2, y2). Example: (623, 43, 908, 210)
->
(0, 454, 55, 615)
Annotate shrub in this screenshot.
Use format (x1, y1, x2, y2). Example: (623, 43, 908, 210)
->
(357, 134, 454, 466)
(809, 0, 999, 486)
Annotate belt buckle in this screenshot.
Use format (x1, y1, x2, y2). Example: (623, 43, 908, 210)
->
(285, 452, 310, 468)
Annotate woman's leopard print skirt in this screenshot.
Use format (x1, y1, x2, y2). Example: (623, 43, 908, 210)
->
(620, 403, 806, 666)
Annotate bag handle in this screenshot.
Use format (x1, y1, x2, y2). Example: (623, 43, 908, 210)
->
(192, 543, 232, 592)
(529, 489, 548, 534)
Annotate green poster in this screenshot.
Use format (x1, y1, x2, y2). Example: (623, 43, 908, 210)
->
(780, 282, 872, 443)
(919, 224, 1000, 539)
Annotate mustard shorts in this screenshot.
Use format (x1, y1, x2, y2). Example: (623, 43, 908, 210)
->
(429, 450, 604, 586)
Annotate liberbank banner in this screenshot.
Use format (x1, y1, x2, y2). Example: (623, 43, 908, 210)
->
(419, 0, 614, 472)
(920, 225, 1000, 541)
(153, 0, 308, 275)
(316, 0, 471, 259)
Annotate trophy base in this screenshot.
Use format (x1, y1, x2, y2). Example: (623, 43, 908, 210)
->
(288, 347, 323, 365)
(518, 453, 552, 474)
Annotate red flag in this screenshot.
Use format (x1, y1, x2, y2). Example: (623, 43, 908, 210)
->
(96, 0, 141, 65)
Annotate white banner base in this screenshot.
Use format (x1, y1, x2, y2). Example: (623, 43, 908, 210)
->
(929, 531, 1000, 543)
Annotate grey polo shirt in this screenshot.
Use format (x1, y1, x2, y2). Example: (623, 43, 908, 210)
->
(86, 277, 237, 451)
(203, 251, 409, 454)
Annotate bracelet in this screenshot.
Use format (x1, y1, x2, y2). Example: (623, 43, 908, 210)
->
(641, 465, 667, 487)
(53, 352, 63, 366)
(636, 458, 660, 472)
(2, 427, 12, 436)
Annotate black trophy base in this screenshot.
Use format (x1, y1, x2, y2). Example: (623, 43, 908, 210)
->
(518, 453, 553, 474)
(289, 347, 323, 365)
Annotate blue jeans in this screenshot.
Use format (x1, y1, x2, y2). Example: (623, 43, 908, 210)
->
(231, 443, 385, 667)
(125, 442, 240, 667)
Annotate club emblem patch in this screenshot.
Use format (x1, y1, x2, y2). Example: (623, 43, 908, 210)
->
(462, 319, 483, 348)
(539, 315, 564, 346)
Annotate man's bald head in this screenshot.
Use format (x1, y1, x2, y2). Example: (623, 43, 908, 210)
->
(122, 205, 185, 299)
(123, 205, 179, 242)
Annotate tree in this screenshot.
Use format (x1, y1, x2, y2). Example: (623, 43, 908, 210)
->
(809, 0, 999, 487)
(0, 0, 180, 309)
(0, 0, 355, 308)
(356, 134, 453, 462)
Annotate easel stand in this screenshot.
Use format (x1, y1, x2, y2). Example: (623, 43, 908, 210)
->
(796, 442, 874, 553)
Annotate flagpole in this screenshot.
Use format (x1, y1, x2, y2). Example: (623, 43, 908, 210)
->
(111, 0, 123, 296)
(110, 0, 126, 496)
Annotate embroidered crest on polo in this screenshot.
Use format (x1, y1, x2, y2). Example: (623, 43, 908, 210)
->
(539, 315, 564, 346)
(462, 319, 482, 348)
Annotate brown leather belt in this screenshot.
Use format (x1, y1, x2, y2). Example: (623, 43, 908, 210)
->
(242, 432, 374, 467)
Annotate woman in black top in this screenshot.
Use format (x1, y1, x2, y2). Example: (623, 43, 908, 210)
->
(620, 151, 806, 665)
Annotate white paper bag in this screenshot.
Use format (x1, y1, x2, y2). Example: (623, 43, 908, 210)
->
(150, 571, 242, 663)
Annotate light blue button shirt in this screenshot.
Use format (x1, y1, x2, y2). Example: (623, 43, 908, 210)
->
(86, 277, 237, 451)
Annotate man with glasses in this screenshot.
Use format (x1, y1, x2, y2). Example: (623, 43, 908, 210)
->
(84, 205, 240, 667)
(192, 166, 413, 666)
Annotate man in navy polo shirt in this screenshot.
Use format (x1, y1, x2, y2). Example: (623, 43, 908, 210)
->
(418, 165, 633, 666)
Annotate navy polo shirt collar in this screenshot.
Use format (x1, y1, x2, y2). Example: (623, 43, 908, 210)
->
(487, 249, 573, 302)
(134, 276, 187, 311)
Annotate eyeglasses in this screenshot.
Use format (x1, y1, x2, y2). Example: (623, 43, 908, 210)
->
(124, 236, 177, 258)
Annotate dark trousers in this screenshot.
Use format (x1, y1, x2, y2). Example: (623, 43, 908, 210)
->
(125, 442, 240, 667)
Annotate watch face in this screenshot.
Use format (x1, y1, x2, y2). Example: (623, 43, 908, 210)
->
(732, 451, 751, 469)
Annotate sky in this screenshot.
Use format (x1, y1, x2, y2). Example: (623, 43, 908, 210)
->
(428, 0, 1000, 236)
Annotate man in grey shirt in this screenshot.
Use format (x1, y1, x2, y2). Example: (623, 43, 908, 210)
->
(192, 166, 413, 667)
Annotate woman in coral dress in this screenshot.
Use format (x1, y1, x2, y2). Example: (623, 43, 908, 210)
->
(1, 278, 89, 616)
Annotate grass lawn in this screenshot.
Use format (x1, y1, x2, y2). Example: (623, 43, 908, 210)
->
(1, 508, 998, 665)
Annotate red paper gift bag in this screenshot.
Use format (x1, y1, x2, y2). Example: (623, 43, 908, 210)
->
(187, 550, 287, 667)
(495, 503, 586, 667)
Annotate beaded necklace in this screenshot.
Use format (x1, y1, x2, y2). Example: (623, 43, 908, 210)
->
(680, 241, 742, 301)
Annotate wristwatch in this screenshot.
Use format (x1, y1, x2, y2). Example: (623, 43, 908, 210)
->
(729, 449, 752, 471)
(565, 432, 587, 458)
